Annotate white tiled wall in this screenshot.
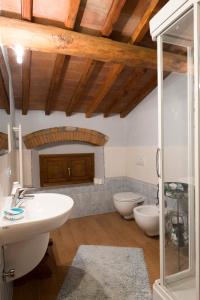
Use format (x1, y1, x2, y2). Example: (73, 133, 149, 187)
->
(35, 176, 157, 219)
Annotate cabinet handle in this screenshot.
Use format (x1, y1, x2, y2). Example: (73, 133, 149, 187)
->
(68, 167, 71, 176)
(156, 148, 161, 178)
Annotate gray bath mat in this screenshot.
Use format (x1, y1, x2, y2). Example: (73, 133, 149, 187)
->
(57, 245, 152, 300)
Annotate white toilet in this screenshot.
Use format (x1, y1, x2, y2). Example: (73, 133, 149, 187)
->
(134, 205, 159, 236)
(113, 192, 144, 220)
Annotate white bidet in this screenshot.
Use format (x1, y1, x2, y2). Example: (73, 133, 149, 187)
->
(134, 205, 159, 236)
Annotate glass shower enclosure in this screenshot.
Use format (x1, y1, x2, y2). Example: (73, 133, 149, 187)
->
(150, 1, 200, 300)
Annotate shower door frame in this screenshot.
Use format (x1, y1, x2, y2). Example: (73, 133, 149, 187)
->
(156, 1, 200, 299)
(158, 11, 195, 284)
(193, 2, 200, 296)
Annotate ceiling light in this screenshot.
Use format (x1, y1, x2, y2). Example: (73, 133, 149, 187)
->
(16, 56, 23, 64)
(14, 44, 24, 64)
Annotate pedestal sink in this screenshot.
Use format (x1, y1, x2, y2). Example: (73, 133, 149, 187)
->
(0, 193, 74, 281)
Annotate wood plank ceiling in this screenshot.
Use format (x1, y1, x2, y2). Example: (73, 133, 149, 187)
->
(0, 0, 175, 118)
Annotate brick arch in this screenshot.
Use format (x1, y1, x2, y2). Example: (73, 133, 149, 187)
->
(23, 127, 108, 149)
(0, 132, 8, 150)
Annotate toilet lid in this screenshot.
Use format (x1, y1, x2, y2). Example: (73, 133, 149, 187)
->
(113, 192, 143, 202)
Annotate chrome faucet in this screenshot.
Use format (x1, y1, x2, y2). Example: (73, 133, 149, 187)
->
(12, 187, 35, 208)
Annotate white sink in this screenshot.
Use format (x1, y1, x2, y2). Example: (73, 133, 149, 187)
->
(0, 193, 74, 245)
(0, 193, 74, 281)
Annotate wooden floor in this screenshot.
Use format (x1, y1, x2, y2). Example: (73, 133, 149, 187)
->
(13, 212, 160, 300)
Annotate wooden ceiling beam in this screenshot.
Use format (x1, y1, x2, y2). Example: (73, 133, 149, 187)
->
(85, 64, 124, 118)
(104, 69, 145, 117)
(21, 0, 33, 115)
(22, 50, 32, 115)
(0, 69, 10, 114)
(65, 0, 81, 29)
(120, 72, 157, 118)
(45, 54, 67, 115)
(0, 17, 186, 73)
(129, 0, 161, 44)
(45, 0, 81, 115)
(101, 0, 126, 37)
(21, 0, 33, 21)
(65, 58, 96, 116)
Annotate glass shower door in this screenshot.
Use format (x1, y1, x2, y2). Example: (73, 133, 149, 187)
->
(158, 7, 198, 300)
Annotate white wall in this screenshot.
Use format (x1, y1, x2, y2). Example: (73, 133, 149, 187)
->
(125, 73, 188, 184)
(16, 112, 127, 179)
(104, 147, 126, 177)
(16, 73, 188, 185)
(124, 78, 158, 184)
(126, 87, 158, 147)
(16, 112, 127, 146)
(126, 146, 157, 184)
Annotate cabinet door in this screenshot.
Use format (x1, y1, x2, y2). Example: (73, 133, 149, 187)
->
(40, 155, 69, 186)
(68, 154, 94, 183)
(39, 153, 94, 186)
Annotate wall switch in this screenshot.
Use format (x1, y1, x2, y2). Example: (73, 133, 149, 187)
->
(136, 156, 145, 166)
(6, 167, 12, 177)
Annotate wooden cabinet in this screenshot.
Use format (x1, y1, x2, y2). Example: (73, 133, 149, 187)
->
(39, 153, 94, 187)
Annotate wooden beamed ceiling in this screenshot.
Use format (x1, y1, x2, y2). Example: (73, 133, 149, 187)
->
(86, 0, 162, 118)
(0, 0, 185, 117)
(120, 71, 158, 117)
(66, 0, 127, 117)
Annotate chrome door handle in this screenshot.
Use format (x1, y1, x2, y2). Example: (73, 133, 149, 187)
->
(68, 167, 71, 176)
(156, 148, 161, 178)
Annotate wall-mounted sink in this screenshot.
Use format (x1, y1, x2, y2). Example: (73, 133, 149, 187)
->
(0, 193, 74, 245)
(0, 193, 74, 281)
